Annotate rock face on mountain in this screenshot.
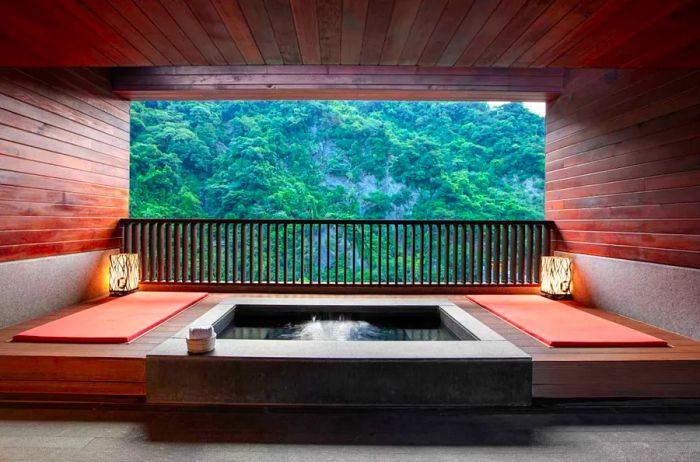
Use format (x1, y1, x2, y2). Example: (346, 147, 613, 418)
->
(130, 101, 544, 220)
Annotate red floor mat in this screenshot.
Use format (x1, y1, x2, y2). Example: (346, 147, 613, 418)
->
(13, 292, 208, 343)
(467, 295, 667, 347)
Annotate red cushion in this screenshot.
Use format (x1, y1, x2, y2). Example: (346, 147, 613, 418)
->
(467, 295, 667, 347)
(13, 292, 208, 344)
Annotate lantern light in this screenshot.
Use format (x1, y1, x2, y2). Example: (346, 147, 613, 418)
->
(540, 256, 573, 299)
(109, 253, 139, 296)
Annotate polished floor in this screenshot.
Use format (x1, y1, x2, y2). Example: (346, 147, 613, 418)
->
(0, 403, 699, 461)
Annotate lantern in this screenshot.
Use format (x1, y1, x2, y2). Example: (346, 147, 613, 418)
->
(540, 256, 573, 299)
(109, 253, 139, 295)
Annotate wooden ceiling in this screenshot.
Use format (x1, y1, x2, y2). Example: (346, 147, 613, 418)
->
(1, 0, 699, 69)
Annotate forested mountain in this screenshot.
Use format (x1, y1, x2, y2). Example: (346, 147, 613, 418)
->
(129, 101, 544, 220)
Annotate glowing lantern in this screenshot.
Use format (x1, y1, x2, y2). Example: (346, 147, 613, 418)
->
(109, 253, 139, 295)
(540, 256, 573, 299)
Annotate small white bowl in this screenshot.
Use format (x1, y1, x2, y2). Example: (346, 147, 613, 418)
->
(186, 334, 216, 354)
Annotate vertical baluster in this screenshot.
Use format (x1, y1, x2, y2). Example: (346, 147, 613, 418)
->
(257, 223, 262, 284)
(446, 224, 451, 285)
(213, 223, 219, 283)
(460, 224, 466, 285)
(195, 223, 202, 282)
(387, 224, 391, 284)
(466, 224, 473, 284)
(190, 223, 196, 283)
(526, 224, 533, 284)
(508, 224, 516, 284)
(525, 224, 531, 284)
(402, 224, 407, 285)
(239, 223, 245, 283)
(419, 224, 425, 285)
(316, 223, 321, 284)
(368, 224, 373, 285)
(326, 223, 331, 284)
(412, 224, 417, 285)
(138, 223, 146, 281)
(266, 223, 270, 283)
(206, 223, 212, 283)
(182, 223, 189, 283)
(124, 222, 131, 252)
(501, 223, 508, 285)
(517, 224, 525, 284)
(309, 223, 314, 284)
(493, 223, 500, 284)
(153, 222, 160, 282)
(292, 223, 297, 283)
(533, 224, 542, 284)
(142, 223, 149, 281)
(394, 224, 398, 285)
(251, 222, 256, 283)
(223, 223, 229, 283)
(247, 223, 253, 283)
(344, 223, 348, 285)
(300, 223, 305, 284)
(352, 224, 357, 284)
(377, 224, 382, 284)
(129, 223, 136, 255)
(543, 222, 551, 257)
(436, 224, 442, 285)
(231, 223, 238, 283)
(165, 222, 171, 282)
(450, 223, 456, 285)
(148, 223, 154, 281)
(173, 223, 180, 282)
(360, 224, 366, 284)
(160, 223, 172, 281)
(481, 223, 492, 284)
(273, 223, 281, 283)
(335, 224, 339, 284)
(144, 222, 152, 282)
(282, 223, 288, 284)
(427, 224, 432, 285)
(474, 225, 482, 283)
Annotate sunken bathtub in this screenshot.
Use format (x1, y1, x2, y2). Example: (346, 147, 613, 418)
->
(146, 298, 532, 407)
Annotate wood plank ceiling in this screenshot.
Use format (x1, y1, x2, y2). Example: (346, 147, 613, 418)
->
(0, 0, 699, 68)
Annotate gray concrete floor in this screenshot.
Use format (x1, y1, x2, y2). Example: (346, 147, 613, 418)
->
(0, 403, 699, 461)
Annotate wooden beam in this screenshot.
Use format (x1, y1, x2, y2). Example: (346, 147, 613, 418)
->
(111, 65, 564, 101)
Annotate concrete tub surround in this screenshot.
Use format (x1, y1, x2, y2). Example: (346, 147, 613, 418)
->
(558, 251, 700, 340)
(147, 298, 532, 407)
(0, 249, 117, 329)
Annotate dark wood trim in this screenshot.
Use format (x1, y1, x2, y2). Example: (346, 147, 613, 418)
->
(139, 282, 541, 295)
(111, 65, 564, 101)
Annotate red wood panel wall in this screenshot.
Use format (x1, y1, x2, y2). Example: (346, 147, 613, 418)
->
(0, 68, 129, 262)
(545, 69, 700, 269)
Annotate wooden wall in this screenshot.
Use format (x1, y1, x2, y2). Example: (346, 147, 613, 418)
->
(0, 69, 129, 262)
(545, 69, 700, 269)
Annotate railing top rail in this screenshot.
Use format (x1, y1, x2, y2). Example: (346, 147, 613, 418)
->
(120, 218, 553, 225)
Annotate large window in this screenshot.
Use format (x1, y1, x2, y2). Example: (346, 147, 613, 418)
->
(129, 101, 544, 220)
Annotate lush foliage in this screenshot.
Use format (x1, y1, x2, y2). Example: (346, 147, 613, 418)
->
(129, 101, 544, 220)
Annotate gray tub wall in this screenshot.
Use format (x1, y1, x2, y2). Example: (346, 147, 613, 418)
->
(558, 251, 700, 339)
(0, 249, 117, 328)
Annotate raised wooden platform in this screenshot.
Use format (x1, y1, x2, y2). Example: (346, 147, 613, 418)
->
(1, 293, 698, 402)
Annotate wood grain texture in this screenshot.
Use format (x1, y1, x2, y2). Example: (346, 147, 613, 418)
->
(0, 69, 128, 262)
(545, 69, 700, 269)
(111, 65, 564, 101)
(1, 0, 699, 68)
(1, 294, 698, 401)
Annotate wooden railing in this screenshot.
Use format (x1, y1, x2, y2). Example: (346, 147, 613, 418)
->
(119, 219, 553, 287)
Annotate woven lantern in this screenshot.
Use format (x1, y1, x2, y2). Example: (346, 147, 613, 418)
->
(109, 253, 139, 296)
(540, 256, 573, 299)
